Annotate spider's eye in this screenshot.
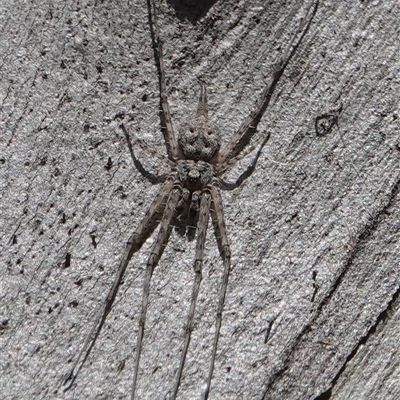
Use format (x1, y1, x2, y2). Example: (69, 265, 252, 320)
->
(189, 127, 195, 133)
(207, 130, 213, 135)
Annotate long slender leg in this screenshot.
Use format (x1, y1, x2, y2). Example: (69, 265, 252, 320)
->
(121, 123, 174, 167)
(218, 134, 270, 191)
(217, 0, 319, 164)
(132, 184, 182, 399)
(172, 190, 212, 399)
(121, 123, 171, 185)
(147, 0, 181, 160)
(63, 178, 175, 391)
(216, 132, 270, 175)
(204, 185, 232, 400)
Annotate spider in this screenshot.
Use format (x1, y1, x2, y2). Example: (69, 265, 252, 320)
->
(64, 0, 318, 398)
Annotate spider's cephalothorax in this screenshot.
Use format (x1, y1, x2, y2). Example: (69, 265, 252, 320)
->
(176, 160, 214, 191)
(178, 84, 221, 162)
(64, 0, 318, 398)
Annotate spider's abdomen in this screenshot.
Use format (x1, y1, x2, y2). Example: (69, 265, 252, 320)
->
(178, 116, 220, 162)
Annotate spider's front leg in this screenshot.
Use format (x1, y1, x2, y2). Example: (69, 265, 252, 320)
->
(132, 182, 182, 399)
(204, 183, 232, 400)
(64, 177, 175, 392)
(172, 189, 212, 399)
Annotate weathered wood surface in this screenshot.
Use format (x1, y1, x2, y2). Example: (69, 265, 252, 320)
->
(1, 0, 399, 399)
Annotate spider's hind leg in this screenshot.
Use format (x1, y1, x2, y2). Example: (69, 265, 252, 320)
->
(217, 0, 319, 165)
(147, 0, 182, 160)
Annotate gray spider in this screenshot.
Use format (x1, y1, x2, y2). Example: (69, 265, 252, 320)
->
(64, 0, 318, 398)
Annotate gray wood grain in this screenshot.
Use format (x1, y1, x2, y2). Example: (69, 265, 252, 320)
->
(1, 0, 399, 399)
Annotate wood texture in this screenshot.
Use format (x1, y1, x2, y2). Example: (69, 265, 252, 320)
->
(1, 0, 399, 399)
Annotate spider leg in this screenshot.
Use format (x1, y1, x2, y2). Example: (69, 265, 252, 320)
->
(132, 183, 182, 399)
(204, 184, 232, 400)
(121, 124, 171, 185)
(218, 133, 270, 191)
(216, 132, 270, 175)
(63, 178, 175, 392)
(147, 0, 182, 160)
(121, 123, 175, 167)
(217, 0, 319, 165)
(172, 189, 212, 399)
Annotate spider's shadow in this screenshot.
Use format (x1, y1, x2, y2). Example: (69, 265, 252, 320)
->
(166, 0, 218, 22)
(173, 194, 200, 242)
(174, 220, 198, 242)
